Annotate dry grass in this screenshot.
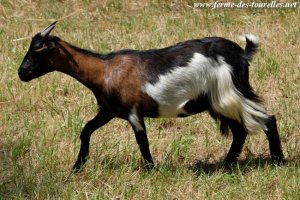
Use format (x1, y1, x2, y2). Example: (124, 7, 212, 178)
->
(0, 0, 299, 199)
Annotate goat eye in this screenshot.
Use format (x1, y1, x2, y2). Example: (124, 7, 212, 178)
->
(33, 45, 47, 53)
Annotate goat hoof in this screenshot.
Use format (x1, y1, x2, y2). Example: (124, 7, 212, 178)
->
(223, 159, 238, 170)
(144, 162, 155, 171)
(223, 158, 237, 166)
(72, 162, 85, 173)
(272, 156, 286, 166)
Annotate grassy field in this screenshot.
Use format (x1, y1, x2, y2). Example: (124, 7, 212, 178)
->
(0, 0, 299, 199)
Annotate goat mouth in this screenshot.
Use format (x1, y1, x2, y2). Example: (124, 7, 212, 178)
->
(19, 75, 32, 82)
(18, 72, 33, 82)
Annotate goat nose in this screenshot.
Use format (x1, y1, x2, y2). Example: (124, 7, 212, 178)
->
(18, 68, 25, 75)
(18, 67, 29, 78)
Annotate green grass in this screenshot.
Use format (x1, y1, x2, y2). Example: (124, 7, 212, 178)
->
(1, 0, 300, 199)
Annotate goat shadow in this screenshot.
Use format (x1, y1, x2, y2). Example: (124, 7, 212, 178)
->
(190, 156, 293, 176)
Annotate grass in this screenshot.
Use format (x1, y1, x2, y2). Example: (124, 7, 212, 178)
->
(0, 0, 299, 199)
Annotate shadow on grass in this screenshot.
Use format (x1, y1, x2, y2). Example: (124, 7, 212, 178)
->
(65, 154, 300, 179)
(190, 156, 296, 176)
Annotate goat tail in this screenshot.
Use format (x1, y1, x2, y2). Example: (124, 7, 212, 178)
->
(239, 34, 260, 61)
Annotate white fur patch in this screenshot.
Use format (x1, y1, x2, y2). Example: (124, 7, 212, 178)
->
(143, 53, 268, 133)
(143, 53, 214, 117)
(238, 34, 260, 45)
(128, 106, 144, 132)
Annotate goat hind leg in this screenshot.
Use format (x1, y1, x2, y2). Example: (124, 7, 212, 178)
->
(223, 118, 248, 165)
(264, 115, 284, 164)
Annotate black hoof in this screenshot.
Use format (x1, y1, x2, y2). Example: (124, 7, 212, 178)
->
(72, 161, 85, 173)
(144, 162, 155, 171)
(223, 158, 238, 168)
(272, 156, 286, 166)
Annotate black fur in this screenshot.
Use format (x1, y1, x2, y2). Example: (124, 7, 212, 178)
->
(183, 94, 210, 115)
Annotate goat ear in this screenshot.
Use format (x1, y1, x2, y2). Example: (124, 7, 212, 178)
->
(40, 21, 57, 38)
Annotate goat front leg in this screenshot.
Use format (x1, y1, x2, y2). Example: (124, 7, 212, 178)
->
(128, 111, 154, 169)
(73, 107, 113, 172)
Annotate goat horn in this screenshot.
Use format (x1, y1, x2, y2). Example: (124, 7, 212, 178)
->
(40, 21, 57, 37)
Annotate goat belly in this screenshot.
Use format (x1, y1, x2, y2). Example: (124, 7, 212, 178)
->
(143, 52, 214, 118)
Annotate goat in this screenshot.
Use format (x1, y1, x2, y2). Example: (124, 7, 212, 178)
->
(18, 21, 284, 171)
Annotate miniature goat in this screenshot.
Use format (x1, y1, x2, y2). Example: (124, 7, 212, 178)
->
(18, 22, 284, 171)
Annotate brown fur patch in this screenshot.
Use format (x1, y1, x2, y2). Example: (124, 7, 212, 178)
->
(51, 40, 106, 89)
(104, 55, 138, 91)
(51, 40, 158, 118)
(103, 55, 157, 116)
